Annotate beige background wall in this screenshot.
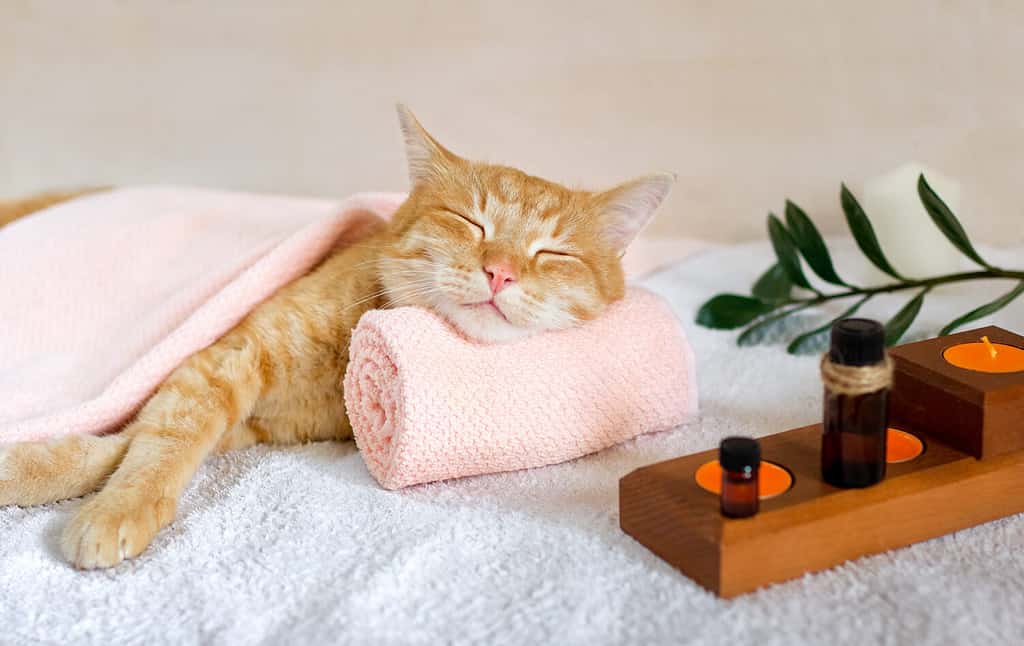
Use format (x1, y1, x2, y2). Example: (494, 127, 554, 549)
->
(2, 1, 1021, 244)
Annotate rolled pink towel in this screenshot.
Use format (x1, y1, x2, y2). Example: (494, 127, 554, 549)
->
(344, 288, 698, 489)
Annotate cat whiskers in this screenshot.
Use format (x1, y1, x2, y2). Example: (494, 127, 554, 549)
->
(343, 278, 437, 312)
(378, 276, 444, 306)
(382, 286, 443, 309)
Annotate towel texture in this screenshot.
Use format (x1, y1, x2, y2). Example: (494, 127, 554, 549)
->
(345, 288, 699, 489)
(0, 186, 405, 443)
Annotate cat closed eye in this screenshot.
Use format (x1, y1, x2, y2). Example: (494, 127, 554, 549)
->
(440, 208, 485, 237)
(536, 249, 579, 261)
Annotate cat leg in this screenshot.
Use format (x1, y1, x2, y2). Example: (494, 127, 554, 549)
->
(60, 336, 266, 569)
(0, 433, 131, 506)
(214, 420, 274, 453)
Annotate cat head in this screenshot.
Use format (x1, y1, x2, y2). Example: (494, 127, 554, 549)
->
(377, 105, 674, 343)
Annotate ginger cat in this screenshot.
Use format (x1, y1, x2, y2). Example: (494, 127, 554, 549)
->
(0, 106, 674, 568)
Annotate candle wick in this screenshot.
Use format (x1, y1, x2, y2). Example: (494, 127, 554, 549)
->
(981, 335, 998, 359)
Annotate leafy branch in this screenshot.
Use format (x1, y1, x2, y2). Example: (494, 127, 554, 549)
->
(696, 175, 1024, 353)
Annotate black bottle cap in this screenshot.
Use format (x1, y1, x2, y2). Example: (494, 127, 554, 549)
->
(719, 437, 761, 472)
(829, 318, 885, 366)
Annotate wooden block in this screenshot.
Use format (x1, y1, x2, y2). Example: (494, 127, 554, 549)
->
(889, 325, 1024, 458)
(620, 423, 1024, 598)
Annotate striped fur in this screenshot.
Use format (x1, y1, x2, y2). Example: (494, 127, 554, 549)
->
(0, 106, 673, 568)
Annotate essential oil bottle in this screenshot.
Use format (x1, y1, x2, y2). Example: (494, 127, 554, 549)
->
(719, 437, 761, 518)
(821, 318, 891, 488)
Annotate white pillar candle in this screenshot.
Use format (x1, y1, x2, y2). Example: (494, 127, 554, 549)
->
(859, 162, 964, 280)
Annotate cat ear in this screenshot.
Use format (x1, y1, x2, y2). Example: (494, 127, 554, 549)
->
(596, 172, 676, 252)
(396, 104, 457, 187)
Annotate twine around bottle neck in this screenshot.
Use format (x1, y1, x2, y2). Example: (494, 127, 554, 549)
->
(820, 353, 893, 396)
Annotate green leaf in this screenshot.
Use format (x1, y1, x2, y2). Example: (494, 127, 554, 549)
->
(696, 294, 777, 329)
(785, 296, 870, 355)
(918, 174, 990, 269)
(840, 184, 904, 279)
(737, 301, 816, 346)
(784, 200, 848, 286)
(940, 280, 1024, 335)
(767, 213, 814, 291)
(751, 263, 793, 304)
(884, 288, 929, 346)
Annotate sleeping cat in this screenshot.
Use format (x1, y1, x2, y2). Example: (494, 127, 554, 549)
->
(0, 106, 674, 568)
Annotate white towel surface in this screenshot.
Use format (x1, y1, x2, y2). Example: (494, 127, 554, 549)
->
(2, 239, 1023, 645)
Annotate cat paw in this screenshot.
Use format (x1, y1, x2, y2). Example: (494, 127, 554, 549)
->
(0, 445, 24, 505)
(61, 494, 177, 569)
(0, 435, 128, 507)
(0, 441, 68, 508)
(0, 445, 11, 481)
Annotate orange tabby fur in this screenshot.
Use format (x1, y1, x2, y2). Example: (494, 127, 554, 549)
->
(0, 106, 673, 568)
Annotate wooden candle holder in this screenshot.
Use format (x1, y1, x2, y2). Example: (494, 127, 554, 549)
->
(620, 326, 1024, 598)
(890, 325, 1024, 458)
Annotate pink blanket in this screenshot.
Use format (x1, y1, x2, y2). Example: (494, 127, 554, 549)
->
(344, 288, 698, 489)
(0, 186, 405, 443)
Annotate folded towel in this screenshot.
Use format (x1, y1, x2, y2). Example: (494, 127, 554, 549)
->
(344, 288, 698, 489)
(0, 186, 405, 443)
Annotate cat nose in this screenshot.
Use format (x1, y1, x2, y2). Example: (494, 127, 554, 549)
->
(484, 262, 516, 295)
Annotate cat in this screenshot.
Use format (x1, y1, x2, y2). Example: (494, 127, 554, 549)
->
(0, 105, 674, 568)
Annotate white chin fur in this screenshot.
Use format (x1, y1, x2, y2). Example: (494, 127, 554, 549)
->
(434, 300, 535, 343)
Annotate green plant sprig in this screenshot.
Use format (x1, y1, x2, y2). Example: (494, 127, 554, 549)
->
(697, 174, 1024, 353)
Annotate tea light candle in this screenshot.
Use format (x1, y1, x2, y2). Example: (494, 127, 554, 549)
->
(943, 336, 1024, 373)
(695, 460, 793, 499)
(886, 428, 925, 463)
(860, 162, 963, 279)
(890, 325, 1024, 458)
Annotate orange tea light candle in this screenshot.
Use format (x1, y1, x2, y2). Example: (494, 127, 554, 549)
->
(695, 460, 793, 499)
(943, 336, 1024, 373)
(886, 428, 925, 463)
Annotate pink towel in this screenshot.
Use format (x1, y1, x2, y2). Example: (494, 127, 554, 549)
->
(344, 288, 698, 489)
(0, 186, 405, 443)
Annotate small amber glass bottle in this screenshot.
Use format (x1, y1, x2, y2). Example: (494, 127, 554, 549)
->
(821, 318, 890, 488)
(719, 437, 761, 518)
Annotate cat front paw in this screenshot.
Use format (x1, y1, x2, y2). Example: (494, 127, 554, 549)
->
(0, 444, 27, 505)
(0, 435, 125, 506)
(0, 445, 11, 481)
(0, 447, 12, 501)
(61, 494, 177, 569)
